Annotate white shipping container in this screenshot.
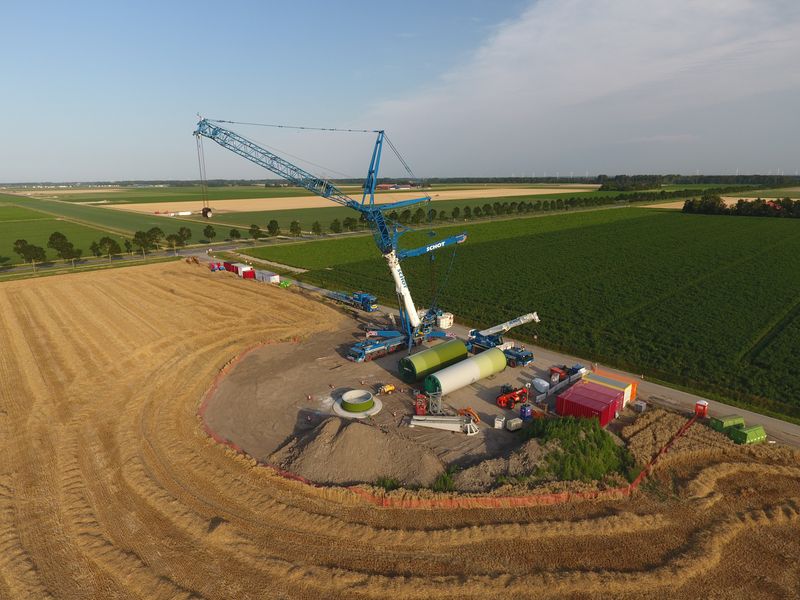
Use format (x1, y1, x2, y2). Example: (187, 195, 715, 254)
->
(494, 415, 506, 429)
(255, 270, 280, 283)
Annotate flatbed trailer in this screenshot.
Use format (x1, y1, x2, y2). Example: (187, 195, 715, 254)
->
(326, 290, 378, 312)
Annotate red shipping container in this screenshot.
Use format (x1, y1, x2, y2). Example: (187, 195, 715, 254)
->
(242, 269, 255, 279)
(223, 261, 234, 272)
(556, 381, 623, 427)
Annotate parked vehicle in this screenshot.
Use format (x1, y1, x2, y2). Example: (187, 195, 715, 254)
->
(496, 384, 530, 410)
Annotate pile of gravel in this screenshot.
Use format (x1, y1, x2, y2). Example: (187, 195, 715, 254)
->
(269, 417, 445, 487)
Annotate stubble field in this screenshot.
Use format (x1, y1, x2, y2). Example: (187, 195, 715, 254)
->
(0, 262, 799, 598)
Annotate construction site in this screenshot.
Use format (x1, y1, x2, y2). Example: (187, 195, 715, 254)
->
(1, 117, 799, 599)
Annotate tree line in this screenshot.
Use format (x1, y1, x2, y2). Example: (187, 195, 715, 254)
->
(10, 226, 201, 270)
(256, 185, 768, 237)
(683, 194, 800, 218)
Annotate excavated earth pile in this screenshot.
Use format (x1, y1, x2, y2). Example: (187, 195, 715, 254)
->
(270, 417, 445, 487)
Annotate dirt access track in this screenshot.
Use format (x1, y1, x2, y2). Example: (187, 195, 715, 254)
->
(1, 262, 799, 599)
(108, 186, 599, 214)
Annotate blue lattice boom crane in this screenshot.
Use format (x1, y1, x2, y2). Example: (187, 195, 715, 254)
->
(193, 118, 466, 356)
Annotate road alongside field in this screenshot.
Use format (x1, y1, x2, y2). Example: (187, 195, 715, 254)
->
(425, 310, 800, 448)
(264, 269, 800, 448)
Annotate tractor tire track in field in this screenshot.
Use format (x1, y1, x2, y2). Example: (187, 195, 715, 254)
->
(0, 262, 799, 598)
(739, 294, 800, 366)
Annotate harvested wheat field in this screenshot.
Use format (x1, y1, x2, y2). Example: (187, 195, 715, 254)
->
(1, 263, 800, 599)
(110, 186, 598, 214)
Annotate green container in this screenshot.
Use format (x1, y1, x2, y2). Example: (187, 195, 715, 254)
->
(423, 347, 507, 395)
(398, 339, 469, 382)
(709, 414, 745, 432)
(728, 425, 767, 445)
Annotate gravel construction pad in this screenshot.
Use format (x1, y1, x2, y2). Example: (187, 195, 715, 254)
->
(201, 310, 564, 487)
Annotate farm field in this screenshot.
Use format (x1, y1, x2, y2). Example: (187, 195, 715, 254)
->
(108, 186, 604, 215)
(195, 192, 628, 232)
(5, 182, 600, 204)
(0, 262, 799, 598)
(0, 203, 127, 263)
(0, 193, 251, 251)
(0, 203, 53, 222)
(245, 208, 800, 422)
(176, 186, 713, 233)
(6, 185, 313, 203)
(726, 186, 800, 198)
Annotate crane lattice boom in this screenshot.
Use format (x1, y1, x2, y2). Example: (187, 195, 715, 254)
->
(193, 117, 467, 341)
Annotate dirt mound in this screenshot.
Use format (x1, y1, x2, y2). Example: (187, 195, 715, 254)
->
(453, 438, 557, 492)
(269, 417, 445, 487)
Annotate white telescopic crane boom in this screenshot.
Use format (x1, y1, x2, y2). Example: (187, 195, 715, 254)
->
(477, 312, 540, 337)
(385, 250, 420, 328)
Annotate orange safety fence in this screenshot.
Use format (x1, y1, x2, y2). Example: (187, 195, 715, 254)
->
(199, 343, 698, 510)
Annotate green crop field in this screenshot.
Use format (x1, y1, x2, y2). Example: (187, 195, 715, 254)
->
(8, 186, 314, 204)
(0, 219, 126, 263)
(0, 204, 54, 222)
(728, 187, 800, 198)
(0, 193, 251, 246)
(244, 208, 800, 422)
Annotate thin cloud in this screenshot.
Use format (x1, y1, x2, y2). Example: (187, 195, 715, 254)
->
(619, 134, 699, 145)
(368, 0, 800, 176)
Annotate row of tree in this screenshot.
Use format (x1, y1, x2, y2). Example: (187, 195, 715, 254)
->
(11, 226, 202, 270)
(683, 195, 800, 218)
(256, 188, 761, 238)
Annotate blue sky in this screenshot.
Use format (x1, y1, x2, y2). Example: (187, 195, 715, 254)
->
(1, 0, 799, 181)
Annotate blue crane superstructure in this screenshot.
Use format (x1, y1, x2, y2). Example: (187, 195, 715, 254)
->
(193, 119, 467, 358)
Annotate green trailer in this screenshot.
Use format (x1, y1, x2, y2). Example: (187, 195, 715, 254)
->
(728, 425, 767, 445)
(709, 414, 745, 433)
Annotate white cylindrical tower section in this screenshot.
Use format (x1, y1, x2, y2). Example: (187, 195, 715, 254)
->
(385, 250, 420, 328)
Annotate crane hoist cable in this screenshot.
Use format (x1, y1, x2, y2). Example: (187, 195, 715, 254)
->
(195, 135, 209, 211)
(206, 118, 376, 134)
(243, 133, 359, 181)
(383, 134, 426, 190)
